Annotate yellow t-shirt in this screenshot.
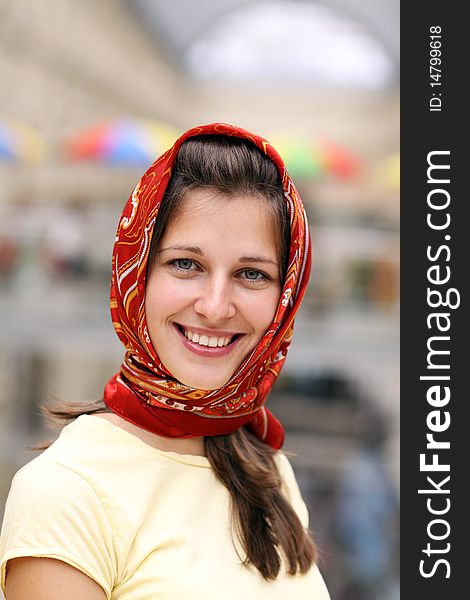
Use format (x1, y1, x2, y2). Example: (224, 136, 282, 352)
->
(0, 414, 330, 599)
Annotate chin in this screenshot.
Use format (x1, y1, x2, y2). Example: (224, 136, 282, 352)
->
(175, 370, 231, 391)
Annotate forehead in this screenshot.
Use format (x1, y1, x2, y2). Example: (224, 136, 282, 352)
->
(161, 189, 279, 252)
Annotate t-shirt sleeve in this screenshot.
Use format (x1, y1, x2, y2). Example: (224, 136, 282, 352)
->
(0, 456, 117, 598)
(275, 452, 310, 529)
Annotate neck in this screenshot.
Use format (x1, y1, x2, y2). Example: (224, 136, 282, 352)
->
(95, 413, 206, 456)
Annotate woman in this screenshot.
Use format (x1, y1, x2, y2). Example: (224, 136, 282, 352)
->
(0, 123, 331, 599)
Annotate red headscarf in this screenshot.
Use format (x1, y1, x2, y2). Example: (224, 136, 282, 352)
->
(104, 123, 311, 449)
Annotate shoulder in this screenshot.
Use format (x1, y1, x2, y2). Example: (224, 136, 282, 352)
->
(273, 451, 300, 492)
(6, 450, 106, 512)
(274, 451, 310, 528)
(0, 454, 118, 597)
(4, 422, 117, 526)
(0, 455, 117, 550)
(273, 450, 295, 475)
(0, 415, 148, 556)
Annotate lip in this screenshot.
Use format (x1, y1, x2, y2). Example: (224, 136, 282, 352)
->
(173, 323, 244, 357)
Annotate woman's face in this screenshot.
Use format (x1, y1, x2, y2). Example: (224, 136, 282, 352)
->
(145, 189, 282, 390)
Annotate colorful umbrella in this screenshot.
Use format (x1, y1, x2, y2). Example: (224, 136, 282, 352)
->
(0, 119, 48, 164)
(268, 133, 362, 180)
(319, 138, 363, 180)
(63, 119, 179, 166)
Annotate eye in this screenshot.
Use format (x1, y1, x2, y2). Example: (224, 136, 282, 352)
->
(169, 258, 199, 272)
(240, 269, 267, 281)
(175, 258, 193, 270)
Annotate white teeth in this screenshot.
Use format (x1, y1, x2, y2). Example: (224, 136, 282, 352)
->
(183, 328, 232, 348)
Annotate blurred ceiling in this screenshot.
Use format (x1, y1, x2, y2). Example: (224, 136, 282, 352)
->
(0, 0, 399, 162)
(129, 0, 399, 87)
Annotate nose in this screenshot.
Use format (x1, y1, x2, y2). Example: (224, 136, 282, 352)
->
(193, 274, 236, 322)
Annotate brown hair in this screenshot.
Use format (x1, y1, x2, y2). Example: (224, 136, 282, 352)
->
(42, 135, 316, 580)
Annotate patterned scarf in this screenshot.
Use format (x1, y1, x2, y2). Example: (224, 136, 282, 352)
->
(104, 123, 311, 449)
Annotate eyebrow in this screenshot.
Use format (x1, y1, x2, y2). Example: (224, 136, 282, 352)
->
(159, 245, 204, 256)
(239, 256, 279, 267)
(158, 245, 279, 266)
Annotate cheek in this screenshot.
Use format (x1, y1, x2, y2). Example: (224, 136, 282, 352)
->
(145, 275, 189, 326)
(249, 288, 281, 334)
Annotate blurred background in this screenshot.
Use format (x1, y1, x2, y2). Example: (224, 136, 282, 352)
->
(0, 1, 399, 598)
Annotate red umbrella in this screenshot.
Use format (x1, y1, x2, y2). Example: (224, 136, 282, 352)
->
(319, 138, 362, 180)
(63, 119, 179, 166)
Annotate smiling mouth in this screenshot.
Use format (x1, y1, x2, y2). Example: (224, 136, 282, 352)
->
(175, 324, 241, 348)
